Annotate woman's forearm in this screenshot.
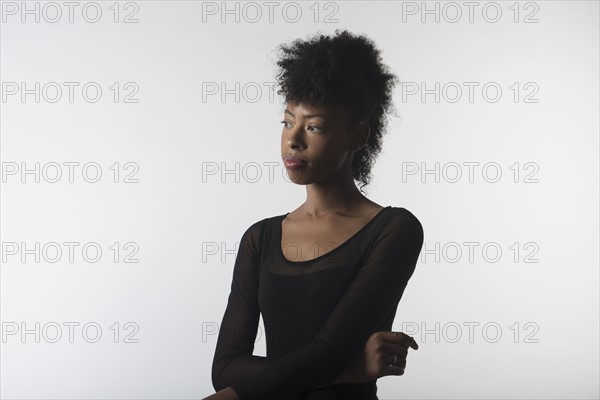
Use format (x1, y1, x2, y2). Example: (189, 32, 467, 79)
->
(311, 369, 351, 389)
(207, 369, 349, 399)
(208, 348, 359, 399)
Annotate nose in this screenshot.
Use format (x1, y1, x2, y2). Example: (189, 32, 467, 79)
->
(285, 126, 305, 149)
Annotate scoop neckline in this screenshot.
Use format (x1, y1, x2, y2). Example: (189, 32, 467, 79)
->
(278, 206, 391, 265)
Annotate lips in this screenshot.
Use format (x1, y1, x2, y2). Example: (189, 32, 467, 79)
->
(283, 155, 308, 164)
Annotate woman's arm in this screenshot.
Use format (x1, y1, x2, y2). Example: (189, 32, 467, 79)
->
(226, 208, 424, 399)
(204, 332, 416, 400)
(210, 219, 347, 397)
(211, 220, 273, 391)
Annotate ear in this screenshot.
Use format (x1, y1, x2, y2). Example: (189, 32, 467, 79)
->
(352, 123, 371, 153)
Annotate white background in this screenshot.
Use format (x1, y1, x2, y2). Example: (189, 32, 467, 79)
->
(1, 1, 598, 399)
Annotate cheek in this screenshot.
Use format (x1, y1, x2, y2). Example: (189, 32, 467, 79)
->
(281, 131, 289, 148)
(314, 140, 348, 170)
(321, 134, 348, 157)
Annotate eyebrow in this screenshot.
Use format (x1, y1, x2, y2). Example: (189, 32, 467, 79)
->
(284, 109, 327, 119)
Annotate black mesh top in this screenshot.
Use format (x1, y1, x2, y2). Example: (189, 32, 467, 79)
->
(211, 206, 424, 400)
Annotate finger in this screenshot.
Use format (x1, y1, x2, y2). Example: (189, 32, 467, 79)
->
(385, 350, 407, 368)
(400, 333, 419, 350)
(387, 331, 418, 350)
(380, 331, 408, 345)
(381, 342, 408, 358)
(381, 364, 405, 377)
(385, 353, 407, 369)
(409, 337, 419, 350)
(378, 331, 395, 343)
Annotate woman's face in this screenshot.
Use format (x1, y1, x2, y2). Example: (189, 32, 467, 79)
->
(281, 101, 366, 185)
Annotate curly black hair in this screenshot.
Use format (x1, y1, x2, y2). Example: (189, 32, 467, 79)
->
(273, 29, 399, 194)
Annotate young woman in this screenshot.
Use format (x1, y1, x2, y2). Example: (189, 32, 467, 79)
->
(204, 29, 424, 400)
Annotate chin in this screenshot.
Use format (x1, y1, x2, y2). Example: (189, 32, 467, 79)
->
(285, 168, 316, 184)
(286, 174, 312, 185)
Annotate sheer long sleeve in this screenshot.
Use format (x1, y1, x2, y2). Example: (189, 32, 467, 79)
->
(229, 208, 424, 400)
(211, 220, 278, 391)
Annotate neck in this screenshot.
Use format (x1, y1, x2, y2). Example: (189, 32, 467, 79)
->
(301, 168, 367, 217)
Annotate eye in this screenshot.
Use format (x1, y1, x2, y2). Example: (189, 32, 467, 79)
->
(280, 120, 323, 132)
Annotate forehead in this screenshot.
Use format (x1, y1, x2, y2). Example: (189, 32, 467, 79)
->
(284, 101, 351, 120)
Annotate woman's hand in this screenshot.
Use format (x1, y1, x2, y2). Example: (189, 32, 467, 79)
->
(337, 331, 419, 384)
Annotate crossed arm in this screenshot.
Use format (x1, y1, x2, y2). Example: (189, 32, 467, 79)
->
(207, 209, 424, 400)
